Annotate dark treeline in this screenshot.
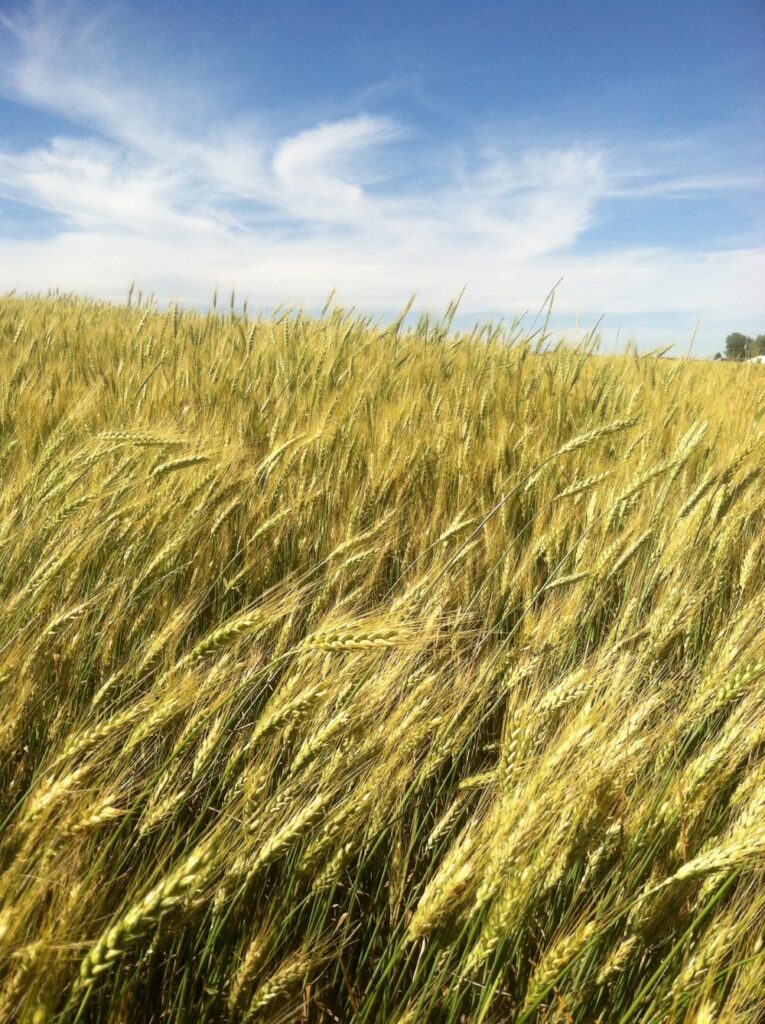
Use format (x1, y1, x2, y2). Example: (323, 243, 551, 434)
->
(722, 332, 765, 360)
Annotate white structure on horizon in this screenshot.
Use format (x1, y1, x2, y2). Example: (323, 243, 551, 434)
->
(747, 355, 765, 364)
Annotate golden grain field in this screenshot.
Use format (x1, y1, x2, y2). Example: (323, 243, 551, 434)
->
(1, 292, 764, 1023)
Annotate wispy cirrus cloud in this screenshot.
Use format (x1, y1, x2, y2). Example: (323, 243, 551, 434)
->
(0, 1, 763, 352)
(608, 173, 765, 198)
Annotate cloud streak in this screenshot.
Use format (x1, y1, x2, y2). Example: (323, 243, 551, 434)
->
(0, 1, 763, 352)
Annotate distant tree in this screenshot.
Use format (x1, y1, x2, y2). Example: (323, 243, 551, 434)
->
(754, 335, 765, 356)
(725, 332, 753, 360)
(713, 352, 722, 360)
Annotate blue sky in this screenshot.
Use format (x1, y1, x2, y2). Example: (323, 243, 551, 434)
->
(0, 0, 763, 353)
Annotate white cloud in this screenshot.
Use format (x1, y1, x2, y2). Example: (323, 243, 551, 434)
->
(0, 138, 183, 232)
(607, 173, 765, 198)
(272, 116, 401, 223)
(0, 1, 763, 353)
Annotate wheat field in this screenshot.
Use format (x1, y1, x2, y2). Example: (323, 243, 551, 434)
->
(0, 292, 764, 1023)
